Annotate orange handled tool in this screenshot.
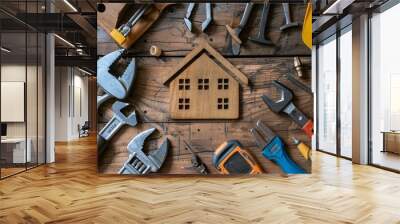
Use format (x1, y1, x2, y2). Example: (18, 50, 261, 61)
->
(213, 140, 263, 175)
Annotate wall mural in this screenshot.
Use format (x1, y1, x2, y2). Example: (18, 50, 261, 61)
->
(97, 2, 312, 175)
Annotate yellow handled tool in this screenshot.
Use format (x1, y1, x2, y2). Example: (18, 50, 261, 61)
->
(302, 2, 312, 49)
(110, 3, 173, 49)
(292, 137, 311, 160)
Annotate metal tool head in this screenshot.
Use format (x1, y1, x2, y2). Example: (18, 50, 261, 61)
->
(248, 35, 273, 45)
(201, 3, 212, 32)
(112, 101, 137, 127)
(125, 128, 169, 173)
(127, 128, 156, 154)
(184, 18, 192, 32)
(250, 120, 276, 149)
(261, 80, 293, 113)
(184, 3, 195, 32)
(280, 22, 300, 31)
(97, 49, 136, 99)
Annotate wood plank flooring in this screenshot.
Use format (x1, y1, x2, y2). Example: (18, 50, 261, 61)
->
(1, 135, 400, 223)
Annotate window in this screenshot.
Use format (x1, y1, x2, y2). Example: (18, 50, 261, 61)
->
(370, 3, 400, 171)
(178, 79, 190, 90)
(198, 79, 209, 90)
(178, 98, 190, 110)
(218, 78, 229, 89)
(317, 35, 337, 155)
(339, 28, 352, 158)
(217, 98, 229, 110)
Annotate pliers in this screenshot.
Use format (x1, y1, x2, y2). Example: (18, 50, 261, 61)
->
(184, 3, 212, 32)
(250, 120, 305, 174)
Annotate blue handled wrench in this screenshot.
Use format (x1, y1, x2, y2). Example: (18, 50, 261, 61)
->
(250, 120, 305, 174)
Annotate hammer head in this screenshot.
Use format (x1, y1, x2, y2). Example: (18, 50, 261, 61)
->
(97, 49, 136, 99)
(112, 101, 137, 127)
(261, 80, 293, 113)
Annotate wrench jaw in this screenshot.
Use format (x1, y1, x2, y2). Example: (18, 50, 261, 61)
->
(184, 18, 193, 32)
(121, 128, 169, 175)
(261, 81, 293, 113)
(127, 128, 156, 154)
(97, 49, 136, 100)
(148, 139, 169, 172)
(112, 101, 138, 127)
(119, 58, 136, 98)
(97, 49, 125, 69)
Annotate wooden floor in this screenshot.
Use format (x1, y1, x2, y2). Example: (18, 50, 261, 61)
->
(0, 136, 399, 223)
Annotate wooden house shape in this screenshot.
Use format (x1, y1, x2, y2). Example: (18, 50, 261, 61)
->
(163, 40, 248, 119)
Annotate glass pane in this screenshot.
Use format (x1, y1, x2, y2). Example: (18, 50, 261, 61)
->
(339, 28, 352, 158)
(38, 32, 45, 165)
(27, 31, 38, 169)
(317, 36, 337, 154)
(1, 31, 27, 177)
(371, 4, 400, 171)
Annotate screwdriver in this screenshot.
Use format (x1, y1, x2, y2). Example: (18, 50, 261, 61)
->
(292, 137, 311, 160)
(183, 141, 208, 175)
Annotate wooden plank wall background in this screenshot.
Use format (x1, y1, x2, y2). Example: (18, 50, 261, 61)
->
(97, 3, 312, 175)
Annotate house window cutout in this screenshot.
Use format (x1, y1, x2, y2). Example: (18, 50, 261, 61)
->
(198, 79, 209, 90)
(178, 98, 190, 110)
(217, 98, 229, 110)
(179, 79, 190, 90)
(218, 78, 229, 90)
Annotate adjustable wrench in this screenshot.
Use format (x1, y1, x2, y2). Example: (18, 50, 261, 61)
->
(98, 101, 137, 158)
(280, 3, 300, 31)
(250, 120, 305, 174)
(97, 49, 136, 109)
(184, 3, 212, 32)
(119, 128, 169, 175)
(226, 3, 254, 55)
(261, 80, 314, 138)
(248, 1, 273, 45)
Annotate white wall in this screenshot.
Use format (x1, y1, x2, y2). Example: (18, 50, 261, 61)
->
(54, 66, 89, 141)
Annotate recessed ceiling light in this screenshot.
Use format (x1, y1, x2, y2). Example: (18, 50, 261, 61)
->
(63, 0, 78, 12)
(54, 34, 75, 48)
(78, 67, 93, 76)
(1, 47, 11, 53)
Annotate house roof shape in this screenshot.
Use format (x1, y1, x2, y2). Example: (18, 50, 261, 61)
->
(163, 39, 249, 86)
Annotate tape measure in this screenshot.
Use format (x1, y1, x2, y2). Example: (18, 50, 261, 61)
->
(213, 140, 263, 174)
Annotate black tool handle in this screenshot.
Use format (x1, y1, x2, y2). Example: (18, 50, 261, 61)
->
(287, 104, 309, 127)
(97, 135, 108, 159)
